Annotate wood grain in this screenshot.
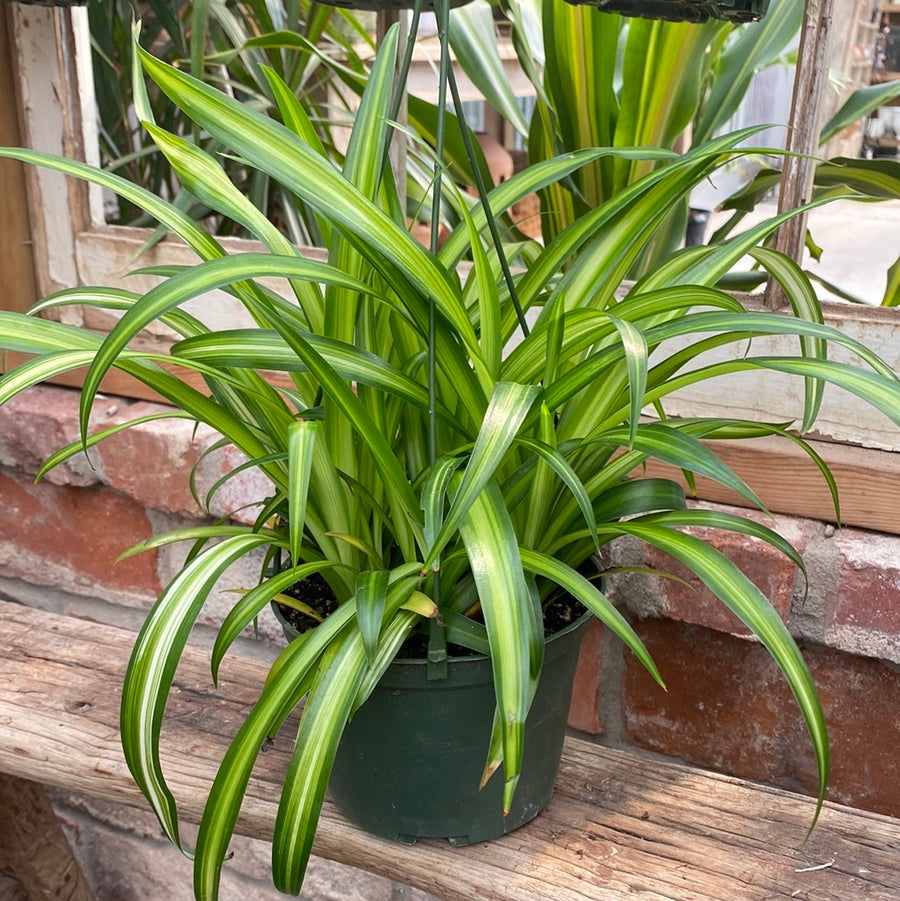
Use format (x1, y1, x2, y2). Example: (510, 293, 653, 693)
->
(765, 0, 836, 307)
(639, 432, 900, 536)
(1, 600, 899, 900)
(0, 7, 39, 317)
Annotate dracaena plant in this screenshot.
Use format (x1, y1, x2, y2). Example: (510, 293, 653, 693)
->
(451, 0, 806, 257)
(453, 0, 900, 284)
(2, 13, 900, 901)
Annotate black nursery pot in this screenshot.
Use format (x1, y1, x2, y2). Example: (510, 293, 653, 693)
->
(315, 0, 473, 9)
(327, 610, 592, 846)
(562, 0, 770, 23)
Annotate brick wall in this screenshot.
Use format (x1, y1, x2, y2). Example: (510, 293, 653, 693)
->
(569, 502, 900, 819)
(48, 789, 431, 901)
(0, 384, 437, 901)
(0, 385, 281, 641)
(2, 383, 899, 881)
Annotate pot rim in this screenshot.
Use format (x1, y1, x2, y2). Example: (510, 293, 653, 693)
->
(272, 598, 594, 667)
(387, 605, 594, 667)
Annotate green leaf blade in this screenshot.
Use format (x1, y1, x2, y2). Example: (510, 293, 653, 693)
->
(288, 420, 319, 567)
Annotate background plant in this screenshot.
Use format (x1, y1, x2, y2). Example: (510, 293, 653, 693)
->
(88, 0, 493, 242)
(452, 0, 900, 286)
(452, 0, 804, 253)
(713, 154, 900, 305)
(89, 0, 374, 243)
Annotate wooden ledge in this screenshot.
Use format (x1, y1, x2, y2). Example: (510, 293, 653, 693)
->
(1, 599, 898, 901)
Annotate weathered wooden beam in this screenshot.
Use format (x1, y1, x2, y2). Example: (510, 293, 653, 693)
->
(0, 601, 899, 900)
(640, 431, 900, 535)
(0, 7, 39, 316)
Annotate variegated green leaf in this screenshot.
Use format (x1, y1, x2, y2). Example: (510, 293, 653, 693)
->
(211, 561, 346, 682)
(121, 534, 274, 848)
(594, 422, 768, 513)
(193, 601, 360, 900)
(354, 570, 389, 665)
(35, 410, 195, 483)
(607, 313, 648, 451)
(604, 520, 829, 827)
(450, 1, 529, 136)
(751, 357, 900, 428)
(516, 431, 598, 553)
(458, 480, 542, 814)
(271, 633, 366, 894)
(0, 147, 223, 260)
(288, 420, 319, 567)
(883, 255, 900, 307)
(422, 456, 464, 564)
(520, 548, 663, 689)
(749, 246, 824, 432)
(820, 81, 900, 146)
(424, 382, 538, 570)
(79, 251, 370, 438)
(693, 0, 803, 145)
(136, 45, 492, 411)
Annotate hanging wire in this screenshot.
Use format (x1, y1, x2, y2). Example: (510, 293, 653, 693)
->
(445, 62, 530, 338)
(430, 0, 452, 465)
(378, 4, 424, 193)
(429, 0, 450, 677)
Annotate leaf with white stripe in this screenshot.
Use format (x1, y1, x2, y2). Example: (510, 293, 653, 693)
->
(120, 534, 274, 847)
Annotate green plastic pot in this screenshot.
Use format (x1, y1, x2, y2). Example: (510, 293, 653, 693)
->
(326, 610, 593, 845)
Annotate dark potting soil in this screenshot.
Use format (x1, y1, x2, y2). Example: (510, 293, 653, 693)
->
(274, 571, 588, 659)
(277, 570, 339, 634)
(393, 591, 588, 660)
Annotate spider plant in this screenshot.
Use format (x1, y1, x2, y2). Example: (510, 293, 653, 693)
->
(1, 10, 900, 901)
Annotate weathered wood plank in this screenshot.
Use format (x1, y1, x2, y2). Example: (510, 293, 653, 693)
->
(639, 431, 900, 536)
(0, 7, 39, 318)
(0, 599, 898, 901)
(765, 0, 836, 307)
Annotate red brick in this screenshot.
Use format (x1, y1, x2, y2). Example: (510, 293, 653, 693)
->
(806, 647, 900, 816)
(0, 471, 161, 597)
(624, 620, 801, 785)
(195, 443, 275, 525)
(636, 507, 813, 636)
(568, 619, 605, 735)
(623, 618, 900, 817)
(95, 402, 212, 517)
(0, 387, 272, 524)
(824, 528, 900, 662)
(0, 385, 120, 486)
